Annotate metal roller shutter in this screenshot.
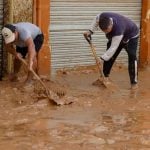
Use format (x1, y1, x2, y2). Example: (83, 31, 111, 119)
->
(50, 0, 142, 71)
(0, 0, 3, 79)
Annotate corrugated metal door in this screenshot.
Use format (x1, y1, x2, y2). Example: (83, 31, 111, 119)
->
(50, 0, 142, 71)
(0, 0, 3, 79)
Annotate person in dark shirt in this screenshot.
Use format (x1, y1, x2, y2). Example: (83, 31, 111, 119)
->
(84, 12, 139, 90)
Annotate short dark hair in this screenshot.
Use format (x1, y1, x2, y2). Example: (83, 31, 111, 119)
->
(4, 24, 16, 33)
(99, 17, 111, 30)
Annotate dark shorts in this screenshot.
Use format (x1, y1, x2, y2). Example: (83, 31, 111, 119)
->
(16, 33, 44, 58)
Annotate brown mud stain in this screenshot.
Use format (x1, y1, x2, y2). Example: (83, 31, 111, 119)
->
(0, 65, 150, 149)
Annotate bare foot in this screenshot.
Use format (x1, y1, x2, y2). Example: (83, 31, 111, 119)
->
(131, 84, 138, 90)
(24, 78, 33, 85)
(130, 84, 138, 99)
(23, 79, 34, 92)
(103, 77, 112, 85)
(9, 73, 19, 82)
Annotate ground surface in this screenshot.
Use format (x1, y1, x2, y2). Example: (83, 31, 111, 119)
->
(0, 65, 150, 150)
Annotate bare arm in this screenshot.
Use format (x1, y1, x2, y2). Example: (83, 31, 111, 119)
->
(5, 44, 17, 56)
(25, 37, 36, 70)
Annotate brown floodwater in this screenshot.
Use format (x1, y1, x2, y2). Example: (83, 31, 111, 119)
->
(0, 65, 150, 150)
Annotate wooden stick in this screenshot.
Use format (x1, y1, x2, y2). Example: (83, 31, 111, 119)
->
(89, 43, 105, 80)
(19, 57, 49, 92)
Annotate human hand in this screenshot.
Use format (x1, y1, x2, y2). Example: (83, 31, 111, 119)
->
(146, 9, 150, 20)
(95, 57, 100, 64)
(15, 53, 22, 60)
(83, 30, 93, 44)
(100, 56, 105, 61)
(83, 30, 92, 37)
(83, 30, 93, 39)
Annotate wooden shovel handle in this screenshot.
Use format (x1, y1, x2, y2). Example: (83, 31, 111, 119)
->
(89, 44, 105, 78)
(84, 34, 105, 78)
(19, 57, 48, 91)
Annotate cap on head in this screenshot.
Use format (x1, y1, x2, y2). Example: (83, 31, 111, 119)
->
(1, 24, 16, 44)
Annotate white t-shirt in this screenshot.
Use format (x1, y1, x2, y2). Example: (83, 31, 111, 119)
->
(14, 22, 42, 47)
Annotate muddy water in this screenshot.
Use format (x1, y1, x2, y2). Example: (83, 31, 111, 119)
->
(0, 66, 150, 150)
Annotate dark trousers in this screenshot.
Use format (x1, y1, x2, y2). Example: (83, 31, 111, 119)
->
(103, 37, 138, 85)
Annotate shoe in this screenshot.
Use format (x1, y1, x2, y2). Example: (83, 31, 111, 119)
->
(131, 84, 138, 90)
(103, 77, 111, 85)
(23, 79, 34, 91)
(92, 77, 111, 87)
(92, 77, 104, 86)
(24, 78, 34, 85)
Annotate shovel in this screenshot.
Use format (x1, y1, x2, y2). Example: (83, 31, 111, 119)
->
(19, 57, 73, 105)
(83, 34, 111, 88)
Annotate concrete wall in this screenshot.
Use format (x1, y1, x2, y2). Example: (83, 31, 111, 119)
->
(3, 0, 33, 74)
(139, 0, 150, 67)
(3, 0, 150, 77)
(4, 0, 33, 23)
(13, 0, 33, 23)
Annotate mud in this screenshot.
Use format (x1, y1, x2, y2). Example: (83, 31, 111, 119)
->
(0, 65, 150, 150)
